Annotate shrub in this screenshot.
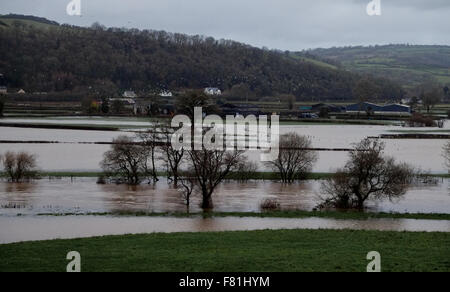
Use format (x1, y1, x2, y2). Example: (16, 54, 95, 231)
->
(260, 199, 280, 211)
(407, 113, 436, 127)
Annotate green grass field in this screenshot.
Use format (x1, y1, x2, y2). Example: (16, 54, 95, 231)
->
(0, 229, 448, 272)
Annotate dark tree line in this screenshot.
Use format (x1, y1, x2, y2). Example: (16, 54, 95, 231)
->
(0, 17, 404, 101)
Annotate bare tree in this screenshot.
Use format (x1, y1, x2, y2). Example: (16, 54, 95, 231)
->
(137, 123, 161, 183)
(421, 87, 442, 113)
(100, 136, 151, 185)
(265, 133, 318, 183)
(1, 151, 37, 182)
(160, 124, 185, 185)
(188, 148, 244, 210)
(178, 173, 197, 209)
(320, 138, 414, 210)
(444, 142, 450, 172)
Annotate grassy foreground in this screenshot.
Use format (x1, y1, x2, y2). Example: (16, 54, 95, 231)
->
(0, 229, 448, 272)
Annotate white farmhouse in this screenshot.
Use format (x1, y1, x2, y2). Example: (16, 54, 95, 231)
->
(204, 87, 222, 96)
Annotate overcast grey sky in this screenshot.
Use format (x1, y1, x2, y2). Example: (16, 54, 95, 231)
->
(1, 0, 449, 50)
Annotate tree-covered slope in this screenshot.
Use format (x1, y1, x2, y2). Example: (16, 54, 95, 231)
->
(0, 15, 403, 101)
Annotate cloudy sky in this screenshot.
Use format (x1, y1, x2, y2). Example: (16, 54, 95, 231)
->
(1, 0, 449, 50)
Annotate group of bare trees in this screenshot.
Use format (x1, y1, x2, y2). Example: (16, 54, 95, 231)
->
(264, 134, 415, 210)
(100, 125, 419, 211)
(0, 152, 38, 182)
(100, 121, 246, 210)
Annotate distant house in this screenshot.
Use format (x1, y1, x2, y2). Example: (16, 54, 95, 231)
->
(401, 97, 422, 105)
(123, 91, 137, 98)
(204, 87, 222, 96)
(0, 74, 7, 94)
(17, 89, 26, 94)
(159, 90, 173, 97)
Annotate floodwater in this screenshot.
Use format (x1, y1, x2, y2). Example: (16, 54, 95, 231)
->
(0, 216, 449, 244)
(0, 123, 449, 172)
(0, 178, 448, 215)
(0, 117, 154, 127)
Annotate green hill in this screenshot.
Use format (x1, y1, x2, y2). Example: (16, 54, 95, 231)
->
(0, 14, 59, 29)
(308, 45, 450, 88)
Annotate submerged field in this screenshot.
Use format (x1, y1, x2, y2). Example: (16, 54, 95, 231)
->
(0, 118, 449, 173)
(1, 177, 448, 215)
(0, 117, 449, 272)
(0, 229, 448, 272)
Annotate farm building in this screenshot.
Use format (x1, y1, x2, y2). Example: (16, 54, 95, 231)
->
(159, 90, 173, 97)
(346, 102, 411, 114)
(123, 91, 137, 98)
(204, 87, 222, 96)
(346, 102, 384, 112)
(381, 104, 411, 113)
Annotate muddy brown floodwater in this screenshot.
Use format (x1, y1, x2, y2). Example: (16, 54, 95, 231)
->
(1, 124, 449, 172)
(0, 178, 448, 215)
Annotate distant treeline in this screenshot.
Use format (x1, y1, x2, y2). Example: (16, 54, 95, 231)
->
(0, 16, 404, 101)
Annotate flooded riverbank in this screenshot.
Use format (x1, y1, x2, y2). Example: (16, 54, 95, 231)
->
(1, 215, 449, 244)
(1, 123, 448, 172)
(0, 178, 448, 215)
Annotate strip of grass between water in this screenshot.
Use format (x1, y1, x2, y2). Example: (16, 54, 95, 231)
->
(33, 210, 450, 221)
(1, 171, 446, 180)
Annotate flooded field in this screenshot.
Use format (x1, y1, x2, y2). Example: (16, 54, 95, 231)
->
(0, 120, 449, 244)
(1, 216, 449, 244)
(0, 178, 448, 215)
(0, 122, 449, 173)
